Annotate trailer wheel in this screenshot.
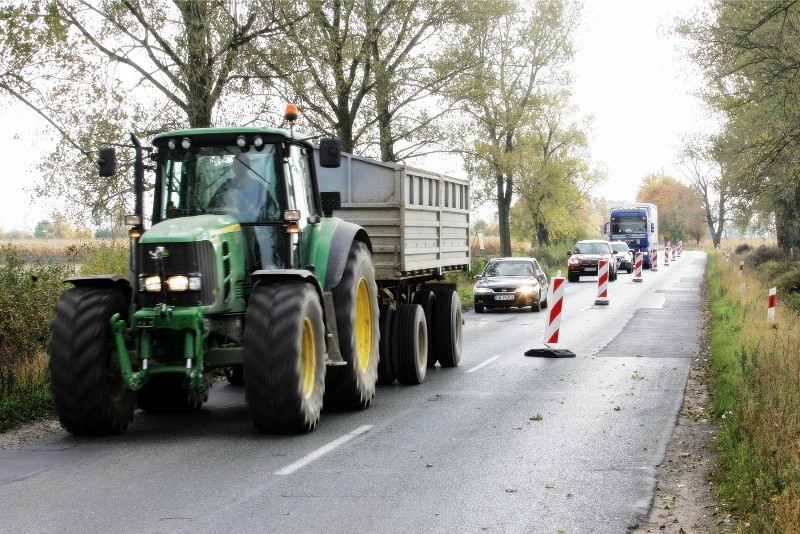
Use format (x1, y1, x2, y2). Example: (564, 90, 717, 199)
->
(137, 373, 211, 413)
(414, 289, 437, 368)
(394, 304, 427, 384)
(224, 366, 244, 386)
(48, 287, 135, 435)
(326, 241, 379, 409)
(244, 282, 326, 433)
(377, 303, 396, 385)
(433, 289, 462, 368)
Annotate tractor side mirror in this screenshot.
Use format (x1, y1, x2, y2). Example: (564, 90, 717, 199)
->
(318, 138, 341, 168)
(98, 147, 117, 176)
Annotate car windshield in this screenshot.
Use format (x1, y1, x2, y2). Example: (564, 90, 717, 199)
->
(484, 261, 535, 277)
(574, 243, 609, 254)
(611, 244, 628, 254)
(610, 215, 647, 235)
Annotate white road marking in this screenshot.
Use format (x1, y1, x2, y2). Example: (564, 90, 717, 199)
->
(466, 355, 502, 373)
(275, 424, 373, 476)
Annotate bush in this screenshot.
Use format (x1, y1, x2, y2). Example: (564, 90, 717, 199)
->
(79, 240, 128, 275)
(735, 243, 752, 254)
(748, 244, 784, 267)
(0, 245, 71, 398)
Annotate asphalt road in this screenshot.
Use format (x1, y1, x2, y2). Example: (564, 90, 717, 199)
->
(0, 250, 706, 534)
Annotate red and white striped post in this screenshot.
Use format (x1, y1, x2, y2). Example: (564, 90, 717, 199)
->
(664, 245, 671, 266)
(768, 287, 777, 325)
(633, 251, 643, 282)
(739, 261, 745, 294)
(677, 241, 683, 257)
(672, 245, 677, 261)
(651, 247, 659, 272)
(594, 259, 610, 305)
(544, 275, 566, 346)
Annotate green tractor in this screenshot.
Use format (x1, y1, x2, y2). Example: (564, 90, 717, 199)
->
(48, 109, 380, 434)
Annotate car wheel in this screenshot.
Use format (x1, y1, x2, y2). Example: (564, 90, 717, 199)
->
(475, 303, 485, 313)
(567, 273, 579, 283)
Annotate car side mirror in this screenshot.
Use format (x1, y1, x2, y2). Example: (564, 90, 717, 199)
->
(566, 250, 572, 256)
(474, 274, 483, 280)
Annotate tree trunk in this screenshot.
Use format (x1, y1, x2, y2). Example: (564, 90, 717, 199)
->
(497, 171, 512, 257)
(177, 0, 214, 128)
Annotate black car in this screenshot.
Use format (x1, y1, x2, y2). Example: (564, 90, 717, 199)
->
(566, 240, 618, 282)
(609, 241, 634, 274)
(473, 257, 549, 313)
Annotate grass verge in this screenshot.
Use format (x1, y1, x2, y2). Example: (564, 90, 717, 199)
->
(707, 250, 800, 532)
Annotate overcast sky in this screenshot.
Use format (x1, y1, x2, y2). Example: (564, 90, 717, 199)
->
(0, 0, 714, 234)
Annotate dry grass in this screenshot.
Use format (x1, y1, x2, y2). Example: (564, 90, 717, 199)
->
(710, 242, 800, 531)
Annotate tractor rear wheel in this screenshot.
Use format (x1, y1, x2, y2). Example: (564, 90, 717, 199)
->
(394, 304, 427, 385)
(48, 287, 135, 435)
(325, 241, 379, 409)
(433, 289, 462, 368)
(244, 282, 326, 433)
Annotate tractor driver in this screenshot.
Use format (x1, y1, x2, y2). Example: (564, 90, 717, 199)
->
(209, 153, 275, 222)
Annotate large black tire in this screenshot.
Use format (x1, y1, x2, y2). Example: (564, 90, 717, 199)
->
(137, 373, 211, 413)
(325, 241, 379, 409)
(48, 287, 135, 435)
(377, 303, 396, 385)
(433, 289, 462, 368)
(540, 287, 549, 309)
(414, 289, 437, 368)
(394, 304, 427, 384)
(244, 282, 326, 433)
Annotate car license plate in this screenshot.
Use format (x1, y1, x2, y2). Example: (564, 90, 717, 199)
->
(495, 294, 515, 301)
(584, 268, 596, 272)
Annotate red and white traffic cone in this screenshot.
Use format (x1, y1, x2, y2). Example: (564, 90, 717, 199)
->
(544, 275, 566, 345)
(768, 287, 777, 325)
(633, 251, 643, 282)
(595, 259, 610, 305)
(651, 247, 659, 272)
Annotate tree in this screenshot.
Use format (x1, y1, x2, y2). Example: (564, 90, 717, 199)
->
(678, 133, 733, 247)
(457, 0, 580, 256)
(637, 173, 706, 245)
(680, 1, 800, 250)
(34, 220, 55, 239)
(0, 0, 295, 225)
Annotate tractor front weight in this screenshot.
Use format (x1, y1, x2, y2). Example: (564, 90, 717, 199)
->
(109, 307, 208, 392)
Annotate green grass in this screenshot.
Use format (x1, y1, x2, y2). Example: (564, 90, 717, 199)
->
(707, 250, 800, 532)
(0, 377, 55, 433)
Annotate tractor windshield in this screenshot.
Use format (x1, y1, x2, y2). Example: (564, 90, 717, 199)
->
(156, 145, 282, 223)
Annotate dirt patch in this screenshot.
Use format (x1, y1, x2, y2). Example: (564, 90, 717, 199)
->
(0, 416, 61, 449)
(630, 306, 736, 533)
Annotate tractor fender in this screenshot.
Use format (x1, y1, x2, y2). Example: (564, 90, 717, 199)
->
(63, 275, 132, 300)
(250, 268, 324, 300)
(324, 221, 372, 291)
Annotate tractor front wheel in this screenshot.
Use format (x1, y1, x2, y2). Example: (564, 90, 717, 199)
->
(244, 282, 326, 433)
(48, 287, 135, 435)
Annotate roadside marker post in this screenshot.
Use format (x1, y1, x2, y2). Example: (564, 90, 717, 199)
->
(677, 241, 683, 257)
(768, 287, 777, 325)
(594, 259, 610, 305)
(651, 247, 659, 272)
(672, 246, 677, 261)
(739, 261, 746, 295)
(633, 252, 643, 283)
(664, 246, 670, 267)
(525, 273, 575, 358)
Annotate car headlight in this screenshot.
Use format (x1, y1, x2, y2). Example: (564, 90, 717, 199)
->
(474, 287, 493, 295)
(518, 284, 538, 295)
(568, 258, 580, 266)
(140, 274, 202, 292)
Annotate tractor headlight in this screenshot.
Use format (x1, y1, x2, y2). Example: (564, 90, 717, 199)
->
(140, 274, 202, 292)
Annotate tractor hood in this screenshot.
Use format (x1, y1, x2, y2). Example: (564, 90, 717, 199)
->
(140, 215, 242, 244)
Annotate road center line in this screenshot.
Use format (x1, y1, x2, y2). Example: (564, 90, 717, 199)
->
(466, 355, 501, 373)
(275, 424, 374, 476)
